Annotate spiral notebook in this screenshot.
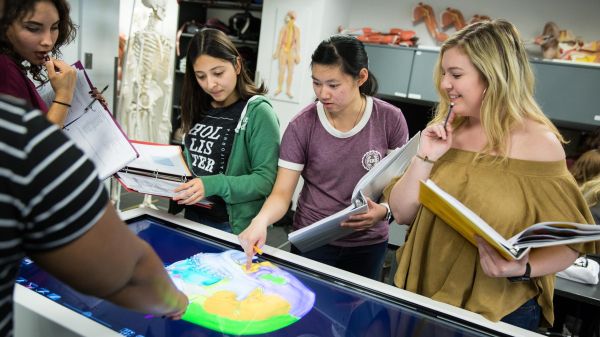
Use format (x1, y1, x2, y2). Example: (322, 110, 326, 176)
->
(37, 61, 138, 180)
(115, 141, 213, 208)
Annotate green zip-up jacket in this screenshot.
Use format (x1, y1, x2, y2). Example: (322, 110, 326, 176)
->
(184, 96, 280, 234)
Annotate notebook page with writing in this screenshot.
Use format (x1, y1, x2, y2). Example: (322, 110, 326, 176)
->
(42, 62, 138, 180)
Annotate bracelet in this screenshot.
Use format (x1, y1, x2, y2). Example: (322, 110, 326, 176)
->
(415, 154, 436, 164)
(52, 100, 71, 108)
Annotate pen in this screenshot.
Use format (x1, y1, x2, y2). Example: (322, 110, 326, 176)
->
(84, 84, 109, 111)
(253, 245, 263, 255)
(443, 102, 454, 131)
(62, 84, 109, 129)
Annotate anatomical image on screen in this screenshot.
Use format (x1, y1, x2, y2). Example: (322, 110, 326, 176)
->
(167, 250, 315, 334)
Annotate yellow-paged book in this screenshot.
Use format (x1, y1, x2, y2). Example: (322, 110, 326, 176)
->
(419, 179, 600, 260)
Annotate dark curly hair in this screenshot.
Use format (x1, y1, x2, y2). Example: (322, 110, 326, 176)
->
(0, 0, 77, 82)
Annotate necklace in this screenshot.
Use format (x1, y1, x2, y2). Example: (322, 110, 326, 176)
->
(326, 96, 365, 131)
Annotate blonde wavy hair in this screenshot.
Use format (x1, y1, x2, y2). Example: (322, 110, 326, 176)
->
(430, 19, 564, 158)
(570, 149, 600, 185)
(581, 176, 600, 207)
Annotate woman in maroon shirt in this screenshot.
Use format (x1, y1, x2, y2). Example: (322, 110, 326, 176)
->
(0, 0, 77, 126)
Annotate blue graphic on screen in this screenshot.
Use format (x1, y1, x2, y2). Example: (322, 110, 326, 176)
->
(17, 216, 498, 337)
(167, 250, 315, 334)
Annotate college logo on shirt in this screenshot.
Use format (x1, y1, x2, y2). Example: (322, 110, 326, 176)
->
(362, 150, 382, 170)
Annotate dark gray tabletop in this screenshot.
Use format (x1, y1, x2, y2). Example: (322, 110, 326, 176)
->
(554, 256, 600, 307)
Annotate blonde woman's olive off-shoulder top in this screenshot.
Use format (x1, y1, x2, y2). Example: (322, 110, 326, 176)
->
(394, 148, 599, 326)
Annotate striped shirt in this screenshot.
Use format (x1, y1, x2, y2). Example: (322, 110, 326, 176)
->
(0, 96, 107, 336)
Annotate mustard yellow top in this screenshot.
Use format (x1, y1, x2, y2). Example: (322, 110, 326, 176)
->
(394, 148, 599, 326)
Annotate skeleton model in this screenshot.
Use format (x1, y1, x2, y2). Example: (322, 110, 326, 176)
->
(118, 0, 173, 144)
(115, 0, 175, 209)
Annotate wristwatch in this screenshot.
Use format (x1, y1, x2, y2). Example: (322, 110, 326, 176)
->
(380, 202, 393, 222)
(507, 262, 531, 282)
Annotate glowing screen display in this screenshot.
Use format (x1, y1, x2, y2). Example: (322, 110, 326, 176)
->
(17, 215, 504, 337)
(167, 250, 315, 334)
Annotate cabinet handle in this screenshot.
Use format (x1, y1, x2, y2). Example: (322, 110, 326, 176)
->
(408, 93, 422, 99)
(394, 92, 407, 97)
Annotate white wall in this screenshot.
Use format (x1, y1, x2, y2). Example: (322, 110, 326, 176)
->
(257, 0, 351, 133)
(63, 0, 120, 110)
(347, 0, 600, 55)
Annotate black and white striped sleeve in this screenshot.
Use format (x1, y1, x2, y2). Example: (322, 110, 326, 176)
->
(0, 99, 108, 252)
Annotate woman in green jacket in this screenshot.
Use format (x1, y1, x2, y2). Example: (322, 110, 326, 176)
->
(173, 28, 280, 234)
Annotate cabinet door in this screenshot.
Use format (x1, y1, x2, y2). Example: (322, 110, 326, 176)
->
(365, 45, 413, 98)
(532, 61, 600, 128)
(408, 50, 439, 102)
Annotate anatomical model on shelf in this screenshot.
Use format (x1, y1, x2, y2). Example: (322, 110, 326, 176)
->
(413, 2, 447, 43)
(534, 22, 600, 63)
(413, 3, 490, 44)
(273, 10, 301, 99)
(440, 7, 490, 33)
(338, 26, 418, 47)
(118, 0, 174, 144)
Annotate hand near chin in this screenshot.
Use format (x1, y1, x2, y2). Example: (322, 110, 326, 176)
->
(45, 58, 77, 102)
(420, 119, 454, 161)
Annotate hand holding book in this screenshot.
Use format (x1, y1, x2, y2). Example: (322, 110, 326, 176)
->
(340, 198, 388, 230)
(475, 236, 531, 280)
(115, 141, 213, 208)
(419, 179, 600, 261)
(173, 177, 206, 205)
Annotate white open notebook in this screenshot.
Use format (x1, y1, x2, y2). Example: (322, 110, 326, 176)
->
(289, 132, 421, 252)
(37, 61, 137, 180)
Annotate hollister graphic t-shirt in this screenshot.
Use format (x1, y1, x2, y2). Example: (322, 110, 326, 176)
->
(184, 99, 246, 220)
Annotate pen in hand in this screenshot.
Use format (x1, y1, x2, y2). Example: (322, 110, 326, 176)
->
(62, 84, 109, 129)
(443, 102, 454, 131)
(85, 84, 109, 111)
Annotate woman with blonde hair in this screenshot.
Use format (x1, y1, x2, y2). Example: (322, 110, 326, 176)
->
(388, 19, 597, 331)
(570, 149, 600, 185)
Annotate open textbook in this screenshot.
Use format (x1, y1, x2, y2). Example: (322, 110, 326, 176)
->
(37, 61, 137, 180)
(289, 132, 421, 252)
(419, 179, 600, 260)
(114, 141, 212, 208)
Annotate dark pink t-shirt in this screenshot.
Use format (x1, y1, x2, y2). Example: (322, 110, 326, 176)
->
(279, 96, 408, 246)
(0, 54, 48, 113)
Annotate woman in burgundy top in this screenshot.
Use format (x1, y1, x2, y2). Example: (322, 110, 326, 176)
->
(0, 0, 78, 126)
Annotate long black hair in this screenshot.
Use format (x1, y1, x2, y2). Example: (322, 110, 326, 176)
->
(180, 28, 266, 133)
(0, 0, 77, 82)
(310, 34, 378, 96)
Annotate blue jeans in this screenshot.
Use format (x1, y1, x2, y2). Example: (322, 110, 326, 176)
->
(291, 241, 388, 280)
(501, 297, 541, 331)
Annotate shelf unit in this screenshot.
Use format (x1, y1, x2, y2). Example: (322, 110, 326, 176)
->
(364, 44, 600, 130)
